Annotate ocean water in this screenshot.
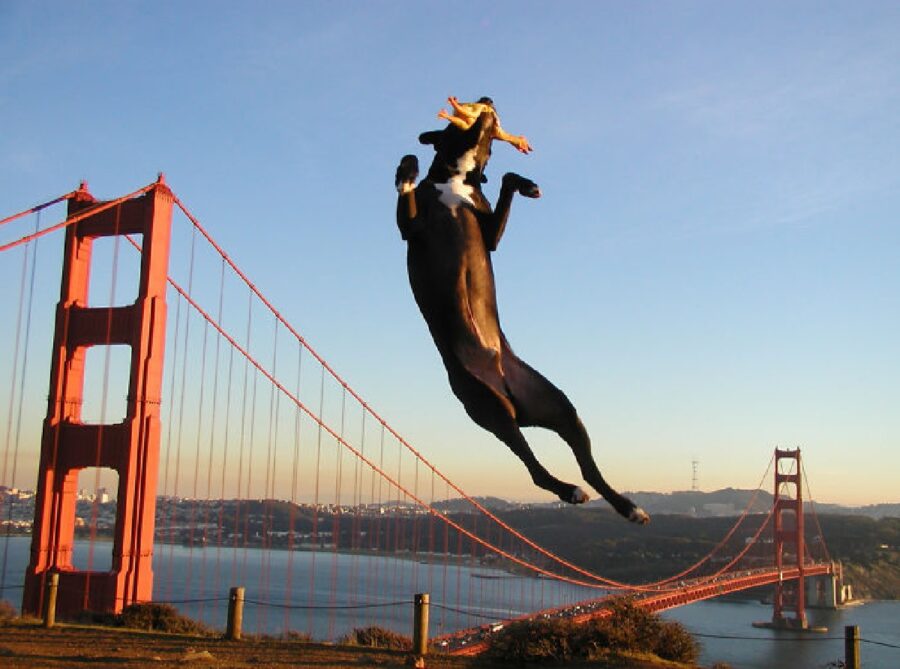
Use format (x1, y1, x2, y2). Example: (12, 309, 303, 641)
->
(0, 536, 601, 638)
(2, 536, 898, 668)
(664, 598, 900, 669)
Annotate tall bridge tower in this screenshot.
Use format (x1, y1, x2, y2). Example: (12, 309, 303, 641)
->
(22, 178, 172, 617)
(772, 447, 807, 628)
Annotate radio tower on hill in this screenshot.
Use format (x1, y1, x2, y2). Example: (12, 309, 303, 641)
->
(691, 459, 699, 492)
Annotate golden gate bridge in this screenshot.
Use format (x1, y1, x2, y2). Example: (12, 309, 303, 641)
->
(1, 178, 841, 651)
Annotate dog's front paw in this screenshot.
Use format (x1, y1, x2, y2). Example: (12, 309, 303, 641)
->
(502, 173, 540, 198)
(395, 155, 419, 194)
(518, 181, 540, 198)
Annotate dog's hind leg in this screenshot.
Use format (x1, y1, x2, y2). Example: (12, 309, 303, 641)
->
(501, 348, 650, 524)
(446, 363, 588, 505)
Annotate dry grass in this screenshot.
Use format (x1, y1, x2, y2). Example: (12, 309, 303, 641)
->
(0, 617, 693, 668)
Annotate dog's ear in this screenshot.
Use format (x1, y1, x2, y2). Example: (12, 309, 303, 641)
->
(419, 130, 442, 146)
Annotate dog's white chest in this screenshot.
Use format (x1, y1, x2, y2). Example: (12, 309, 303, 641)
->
(434, 148, 478, 213)
(435, 180, 475, 212)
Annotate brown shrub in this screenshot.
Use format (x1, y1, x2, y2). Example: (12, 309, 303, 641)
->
(485, 597, 698, 665)
(339, 625, 411, 650)
(0, 599, 18, 622)
(484, 618, 581, 664)
(116, 603, 211, 635)
(650, 616, 699, 663)
(282, 629, 313, 642)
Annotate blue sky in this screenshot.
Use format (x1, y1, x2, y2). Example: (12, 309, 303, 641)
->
(2, 1, 898, 505)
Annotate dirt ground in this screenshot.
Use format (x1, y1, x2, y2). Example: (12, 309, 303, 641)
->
(0, 619, 688, 669)
(0, 619, 469, 668)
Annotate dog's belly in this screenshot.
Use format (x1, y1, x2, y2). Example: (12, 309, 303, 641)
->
(406, 208, 504, 384)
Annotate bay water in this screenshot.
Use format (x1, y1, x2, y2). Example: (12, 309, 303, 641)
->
(2, 536, 897, 668)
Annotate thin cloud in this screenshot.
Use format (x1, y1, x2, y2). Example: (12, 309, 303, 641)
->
(654, 43, 900, 140)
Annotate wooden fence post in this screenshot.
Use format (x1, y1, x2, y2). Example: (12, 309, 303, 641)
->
(413, 593, 430, 658)
(226, 587, 245, 640)
(845, 625, 860, 669)
(43, 572, 59, 628)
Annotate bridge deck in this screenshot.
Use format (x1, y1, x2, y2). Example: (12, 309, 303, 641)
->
(442, 563, 835, 656)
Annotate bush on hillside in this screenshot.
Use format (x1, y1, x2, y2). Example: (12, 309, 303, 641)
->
(649, 615, 700, 662)
(485, 617, 581, 664)
(484, 596, 698, 665)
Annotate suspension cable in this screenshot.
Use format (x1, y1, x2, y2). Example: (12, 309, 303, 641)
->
(5, 179, 800, 597)
(648, 452, 776, 586)
(0, 189, 78, 228)
(143, 261, 614, 589)
(171, 194, 759, 591)
(0, 183, 155, 254)
(801, 458, 832, 563)
(106, 191, 787, 593)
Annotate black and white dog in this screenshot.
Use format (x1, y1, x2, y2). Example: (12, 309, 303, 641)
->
(395, 107, 649, 524)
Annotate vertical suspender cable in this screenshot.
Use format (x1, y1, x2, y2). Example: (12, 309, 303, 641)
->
(204, 257, 225, 615)
(327, 387, 347, 640)
(1, 211, 41, 594)
(374, 425, 386, 630)
(259, 316, 279, 631)
(232, 290, 253, 588)
(245, 316, 260, 632)
(801, 460, 832, 563)
(412, 458, 420, 589)
(440, 478, 449, 635)
(428, 466, 435, 608)
(349, 410, 364, 631)
(393, 437, 403, 591)
(186, 317, 210, 621)
(307, 364, 325, 637)
(161, 279, 184, 601)
(284, 343, 303, 634)
(269, 319, 282, 618)
(167, 224, 198, 603)
(215, 259, 232, 600)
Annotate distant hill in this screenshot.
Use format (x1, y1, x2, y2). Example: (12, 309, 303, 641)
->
(617, 488, 772, 517)
(806, 502, 900, 519)
(452, 489, 899, 519)
(432, 496, 525, 513)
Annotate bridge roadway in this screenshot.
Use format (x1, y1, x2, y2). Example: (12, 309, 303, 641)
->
(440, 562, 835, 656)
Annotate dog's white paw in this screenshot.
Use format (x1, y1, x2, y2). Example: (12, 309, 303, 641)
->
(570, 487, 590, 504)
(629, 507, 650, 525)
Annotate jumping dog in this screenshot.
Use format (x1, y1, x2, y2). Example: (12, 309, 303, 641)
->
(395, 104, 649, 524)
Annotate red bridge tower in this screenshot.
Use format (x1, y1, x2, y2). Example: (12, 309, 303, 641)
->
(772, 447, 807, 628)
(22, 178, 172, 617)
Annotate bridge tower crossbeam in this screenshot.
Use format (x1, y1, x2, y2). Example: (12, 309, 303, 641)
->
(22, 179, 173, 617)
